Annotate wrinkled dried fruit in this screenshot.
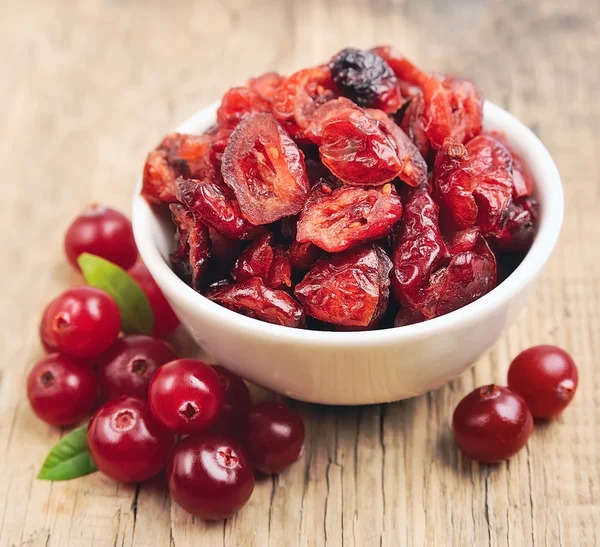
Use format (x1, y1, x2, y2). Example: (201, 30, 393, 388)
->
(329, 48, 402, 113)
(431, 138, 478, 232)
(248, 72, 285, 102)
(142, 133, 211, 204)
(371, 46, 428, 88)
(231, 234, 274, 283)
(288, 241, 324, 270)
(391, 187, 449, 310)
(489, 131, 535, 198)
(446, 227, 481, 255)
(366, 109, 427, 187)
(423, 75, 483, 150)
(266, 247, 293, 290)
(420, 234, 497, 318)
(296, 182, 402, 252)
(272, 66, 337, 138)
(466, 135, 513, 235)
(399, 93, 431, 159)
(489, 197, 538, 252)
(221, 114, 310, 225)
(306, 98, 401, 185)
(295, 245, 392, 327)
(169, 204, 211, 289)
(208, 129, 233, 171)
(217, 87, 272, 130)
(206, 277, 306, 328)
(175, 177, 259, 240)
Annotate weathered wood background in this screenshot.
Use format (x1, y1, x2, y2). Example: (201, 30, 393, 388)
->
(1, 0, 599, 545)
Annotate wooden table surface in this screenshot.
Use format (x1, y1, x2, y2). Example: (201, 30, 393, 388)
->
(1, 0, 599, 545)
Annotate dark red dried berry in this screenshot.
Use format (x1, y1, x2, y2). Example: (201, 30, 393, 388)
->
(296, 182, 402, 252)
(295, 244, 392, 328)
(231, 234, 274, 283)
(206, 277, 306, 328)
(288, 241, 324, 271)
(221, 114, 310, 225)
(266, 247, 293, 290)
(217, 87, 272, 130)
(489, 131, 535, 198)
(399, 93, 431, 159)
(248, 72, 285, 102)
(489, 197, 538, 252)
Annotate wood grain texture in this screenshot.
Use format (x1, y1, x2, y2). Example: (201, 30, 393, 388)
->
(1, 0, 599, 545)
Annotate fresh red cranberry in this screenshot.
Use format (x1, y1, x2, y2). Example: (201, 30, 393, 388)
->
(41, 287, 121, 358)
(27, 354, 97, 426)
(65, 205, 138, 270)
(508, 345, 578, 419)
(39, 304, 58, 353)
(128, 263, 180, 337)
(244, 402, 305, 474)
(210, 366, 252, 435)
(167, 433, 255, 520)
(148, 359, 224, 434)
(452, 385, 533, 463)
(96, 335, 176, 400)
(87, 396, 174, 483)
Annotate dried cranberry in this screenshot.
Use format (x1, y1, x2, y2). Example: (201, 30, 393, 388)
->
(423, 74, 483, 150)
(305, 98, 401, 185)
(489, 131, 535, 198)
(466, 135, 514, 236)
(419, 234, 497, 318)
(445, 227, 481, 255)
(221, 113, 310, 225)
(272, 66, 337, 138)
(489, 197, 538, 252)
(431, 138, 478, 232)
(169, 204, 211, 289)
(175, 177, 259, 240)
(142, 133, 211, 204)
(366, 108, 427, 187)
(266, 247, 293, 290)
(295, 244, 392, 328)
(329, 48, 402, 113)
(288, 241, 324, 270)
(206, 277, 306, 328)
(207, 129, 232, 171)
(391, 187, 449, 311)
(399, 93, 431, 159)
(371, 46, 428, 88)
(216, 87, 271, 129)
(248, 72, 285, 102)
(296, 182, 402, 252)
(231, 233, 274, 283)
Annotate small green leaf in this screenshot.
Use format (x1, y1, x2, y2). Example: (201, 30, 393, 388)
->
(78, 253, 153, 334)
(38, 426, 97, 481)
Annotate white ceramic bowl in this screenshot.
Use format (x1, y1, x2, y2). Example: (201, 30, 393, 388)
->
(132, 101, 563, 405)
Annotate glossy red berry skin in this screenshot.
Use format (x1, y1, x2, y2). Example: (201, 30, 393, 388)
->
(39, 304, 58, 353)
(167, 433, 255, 520)
(244, 402, 305, 474)
(128, 263, 180, 337)
(210, 366, 252, 435)
(148, 359, 224, 434)
(97, 335, 176, 400)
(87, 396, 174, 483)
(27, 354, 97, 426)
(508, 345, 578, 419)
(41, 287, 121, 358)
(452, 385, 533, 463)
(65, 205, 138, 270)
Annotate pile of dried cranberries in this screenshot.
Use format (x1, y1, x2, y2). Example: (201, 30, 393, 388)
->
(142, 46, 539, 330)
(29, 205, 305, 521)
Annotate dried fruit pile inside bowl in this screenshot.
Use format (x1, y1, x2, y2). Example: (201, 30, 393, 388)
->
(141, 46, 539, 330)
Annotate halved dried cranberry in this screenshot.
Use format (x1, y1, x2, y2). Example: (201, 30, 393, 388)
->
(142, 134, 211, 204)
(371, 46, 428, 88)
(247, 72, 285, 102)
(423, 75, 483, 150)
(466, 135, 514, 236)
(329, 48, 403, 113)
(206, 277, 306, 328)
(231, 234, 274, 283)
(420, 234, 497, 318)
(296, 182, 402, 252)
(391, 187, 449, 310)
(217, 87, 272, 130)
(221, 114, 310, 225)
(366, 109, 427, 187)
(305, 98, 401, 186)
(295, 245, 392, 327)
(169, 204, 211, 289)
(175, 177, 259, 240)
(271, 66, 337, 139)
(431, 138, 478, 232)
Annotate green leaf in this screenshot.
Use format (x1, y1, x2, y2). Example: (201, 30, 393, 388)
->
(78, 253, 153, 334)
(38, 426, 97, 481)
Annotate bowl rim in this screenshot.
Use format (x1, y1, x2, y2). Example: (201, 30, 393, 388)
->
(132, 100, 564, 347)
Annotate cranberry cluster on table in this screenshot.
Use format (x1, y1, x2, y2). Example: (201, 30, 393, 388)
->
(141, 46, 539, 330)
